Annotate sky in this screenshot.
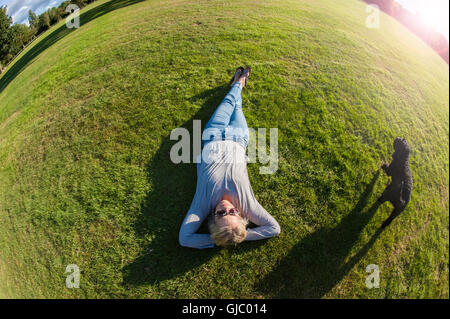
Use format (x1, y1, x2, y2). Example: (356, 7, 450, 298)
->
(0, 0, 449, 40)
(0, 0, 65, 25)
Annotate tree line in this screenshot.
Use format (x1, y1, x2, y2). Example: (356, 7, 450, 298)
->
(0, 0, 99, 72)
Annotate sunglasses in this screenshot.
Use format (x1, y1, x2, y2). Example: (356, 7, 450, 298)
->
(214, 208, 241, 217)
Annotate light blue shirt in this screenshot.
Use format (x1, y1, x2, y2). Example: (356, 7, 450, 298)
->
(178, 140, 281, 249)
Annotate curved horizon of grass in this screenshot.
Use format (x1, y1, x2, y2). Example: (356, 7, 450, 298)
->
(0, 0, 144, 94)
(0, 0, 448, 298)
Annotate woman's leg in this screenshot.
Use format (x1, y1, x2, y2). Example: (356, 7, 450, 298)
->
(202, 82, 243, 144)
(226, 95, 249, 148)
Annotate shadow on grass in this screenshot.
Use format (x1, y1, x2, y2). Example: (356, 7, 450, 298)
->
(255, 171, 384, 298)
(0, 0, 144, 93)
(122, 84, 232, 287)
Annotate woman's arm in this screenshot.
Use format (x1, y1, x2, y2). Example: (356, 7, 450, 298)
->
(244, 197, 281, 241)
(179, 209, 215, 249)
(178, 178, 215, 249)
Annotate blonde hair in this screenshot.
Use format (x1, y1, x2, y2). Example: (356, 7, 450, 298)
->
(208, 216, 248, 246)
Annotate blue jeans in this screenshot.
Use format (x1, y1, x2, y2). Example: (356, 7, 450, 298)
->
(202, 82, 249, 149)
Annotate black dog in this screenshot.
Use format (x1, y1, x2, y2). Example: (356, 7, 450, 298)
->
(378, 137, 413, 228)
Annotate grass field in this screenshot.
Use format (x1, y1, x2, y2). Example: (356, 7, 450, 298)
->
(0, 0, 448, 298)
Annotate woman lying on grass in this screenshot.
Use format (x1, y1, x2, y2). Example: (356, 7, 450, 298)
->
(179, 66, 281, 249)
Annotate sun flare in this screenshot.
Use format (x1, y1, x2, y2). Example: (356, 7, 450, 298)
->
(417, 0, 449, 38)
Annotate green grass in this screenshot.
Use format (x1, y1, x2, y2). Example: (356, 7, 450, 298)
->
(0, 0, 448, 298)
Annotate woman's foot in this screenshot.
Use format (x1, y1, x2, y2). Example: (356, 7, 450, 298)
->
(238, 66, 251, 87)
(230, 66, 244, 86)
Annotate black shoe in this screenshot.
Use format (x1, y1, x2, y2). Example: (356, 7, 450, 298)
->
(229, 66, 244, 86)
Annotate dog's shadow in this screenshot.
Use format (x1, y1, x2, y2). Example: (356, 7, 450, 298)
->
(254, 171, 384, 298)
(121, 84, 230, 287)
